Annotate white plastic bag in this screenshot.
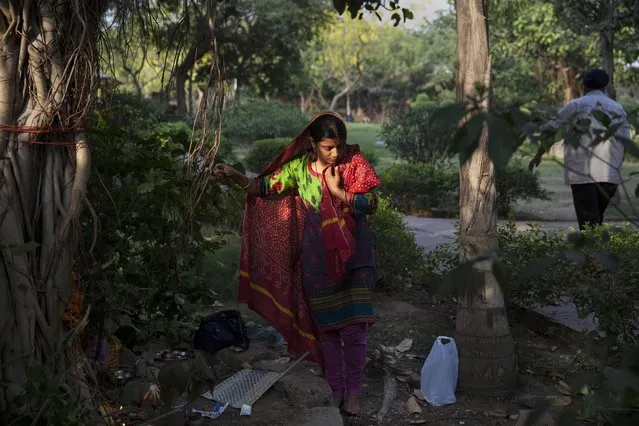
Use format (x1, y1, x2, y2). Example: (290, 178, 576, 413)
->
(420, 336, 459, 406)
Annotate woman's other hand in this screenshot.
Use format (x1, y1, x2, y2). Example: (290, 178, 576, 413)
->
(213, 163, 237, 177)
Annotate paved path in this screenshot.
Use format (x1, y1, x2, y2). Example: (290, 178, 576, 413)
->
(405, 216, 599, 332)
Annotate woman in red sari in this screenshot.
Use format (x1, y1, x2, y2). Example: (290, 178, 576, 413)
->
(214, 112, 380, 415)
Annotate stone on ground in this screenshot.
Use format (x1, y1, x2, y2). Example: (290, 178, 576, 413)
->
(293, 406, 344, 426)
(515, 409, 555, 426)
(273, 365, 331, 407)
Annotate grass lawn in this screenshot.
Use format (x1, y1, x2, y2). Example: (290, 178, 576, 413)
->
(233, 123, 398, 172)
(346, 122, 397, 170)
(513, 156, 639, 221)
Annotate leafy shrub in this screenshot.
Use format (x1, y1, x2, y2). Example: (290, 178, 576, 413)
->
(85, 95, 243, 339)
(425, 222, 639, 341)
(223, 98, 308, 145)
(380, 162, 459, 213)
(244, 138, 290, 172)
(370, 196, 429, 290)
(96, 92, 159, 136)
(380, 160, 550, 217)
(361, 149, 380, 168)
(197, 232, 242, 302)
(495, 158, 551, 217)
(381, 101, 457, 163)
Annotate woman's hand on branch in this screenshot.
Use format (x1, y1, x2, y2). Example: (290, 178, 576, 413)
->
(213, 163, 254, 193)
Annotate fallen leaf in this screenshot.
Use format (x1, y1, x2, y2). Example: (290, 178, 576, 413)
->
(413, 389, 425, 400)
(381, 345, 395, 354)
(523, 368, 536, 375)
(274, 357, 290, 364)
(406, 396, 422, 414)
(397, 376, 408, 383)
(578, 384, 590, 396)
(395, 338, 414, 353)
(546, 394, 572, 406)
(409, 421, 426, 425)
(509, 414, 519, 420)
(556, 381, 572, 396)
(484, 410, 507, 418)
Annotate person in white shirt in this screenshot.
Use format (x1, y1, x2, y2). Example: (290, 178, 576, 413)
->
(529, 69, 632, 231)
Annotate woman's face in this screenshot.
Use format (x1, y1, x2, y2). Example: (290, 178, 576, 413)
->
(314, 138, 343, 165)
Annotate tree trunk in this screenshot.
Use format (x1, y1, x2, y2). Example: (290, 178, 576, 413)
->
(558, 58, 580, 104)
(454, 0, 517, 396)
(175, 37, 210, 116)
(329, 86, 350, 111)
(176, 67, 188, 116)
(600, 29, 616, 100)
(0, 1, 100, 412)
(188, 74, 193, 114)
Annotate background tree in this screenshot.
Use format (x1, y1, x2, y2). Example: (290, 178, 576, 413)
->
(491, 0, 597, 106)
(552, 0, 639, 100)
(304, 17, 377, 112)
(454, 0, 518, 395)
(359, 13, 457, 118)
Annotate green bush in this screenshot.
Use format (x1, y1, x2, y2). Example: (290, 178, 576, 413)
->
(381, 101, 457, 163)
(197, 232, 242, 302)
(380, 159, 550, 217)
(94, 92, 159, 137)
(370, 196, 429, 291)
(380, 162, 459, 213)
(223, 98, 308, 145)
(495, 158, 551, 217)
(244, 138, 290, 172)
(425, 222, 639, 341)
(361, 149, 380, 168)
(85, 95, 243, 339)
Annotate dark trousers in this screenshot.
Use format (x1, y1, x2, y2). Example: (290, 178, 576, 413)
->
(570, 183, 618, 231)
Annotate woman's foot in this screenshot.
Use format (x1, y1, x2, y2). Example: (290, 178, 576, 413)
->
(341, 394, 360, 416)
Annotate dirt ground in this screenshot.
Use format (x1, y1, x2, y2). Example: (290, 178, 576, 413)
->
(104, 290, 596, 426)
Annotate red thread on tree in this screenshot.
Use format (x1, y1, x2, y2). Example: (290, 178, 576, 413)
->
(0, 124, 83, 146)
(0, 124, 83, 134)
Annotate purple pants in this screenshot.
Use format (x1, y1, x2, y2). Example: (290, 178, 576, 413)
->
(320, 323, 368, 400)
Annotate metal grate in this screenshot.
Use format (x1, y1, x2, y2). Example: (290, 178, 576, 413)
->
(201, 352, 309, 409)
(202, 369, 283, 408)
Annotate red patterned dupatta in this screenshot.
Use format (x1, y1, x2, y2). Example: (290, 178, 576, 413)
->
(237, 112, 380, 365)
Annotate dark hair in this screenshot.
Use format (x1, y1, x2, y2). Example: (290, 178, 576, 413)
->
(308, 114, 347, 144)
(583, 69, 609, 91)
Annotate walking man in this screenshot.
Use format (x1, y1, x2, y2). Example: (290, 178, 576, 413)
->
(529, 69, 632, 231)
